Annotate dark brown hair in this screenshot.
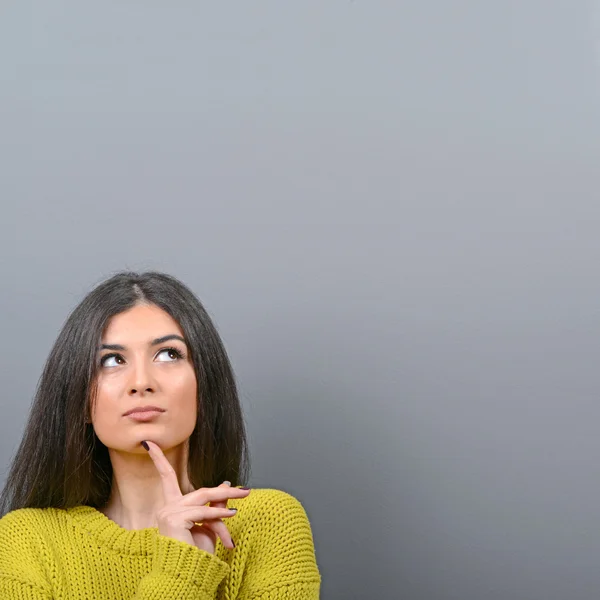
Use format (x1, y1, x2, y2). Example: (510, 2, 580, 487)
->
(0, 270, 251, 517)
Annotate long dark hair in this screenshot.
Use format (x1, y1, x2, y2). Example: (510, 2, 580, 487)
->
(0, 271, 251, 517)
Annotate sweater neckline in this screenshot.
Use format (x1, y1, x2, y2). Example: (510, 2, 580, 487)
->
(66, 505, 159, 555)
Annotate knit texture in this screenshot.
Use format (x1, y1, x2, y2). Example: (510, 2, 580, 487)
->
(0, 488, 321, 599)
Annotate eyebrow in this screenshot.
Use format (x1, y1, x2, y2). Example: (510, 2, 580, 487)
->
(98, 334, 187, 352)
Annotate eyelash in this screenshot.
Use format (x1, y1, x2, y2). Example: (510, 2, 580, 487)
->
(99, 347, 186, 368)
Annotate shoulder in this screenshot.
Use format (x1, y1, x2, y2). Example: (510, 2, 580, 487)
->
(0, 508, 62, 592)
(0, 507, 50, 538)
(0, 506, 67, 554)
(229, 488, 321, 594)
(0, 506, 66, 538)
(236, 487, 310, 512)
(233, 487, 316, 535)
(0, 506, 78, 561)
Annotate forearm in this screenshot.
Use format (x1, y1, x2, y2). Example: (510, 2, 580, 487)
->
(0, 576, 53, 600)
(133, 534, 230, 600)
(243, 581, 321, 600)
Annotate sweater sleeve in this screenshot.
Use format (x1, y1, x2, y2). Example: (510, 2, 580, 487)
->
(0, 511, 54, 599)
(0, 578, 52, 600)
(133, 533, 230, 600)
(237, 490, 321, 600)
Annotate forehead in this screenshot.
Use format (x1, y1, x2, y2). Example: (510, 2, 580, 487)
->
(102, 305, 184, 340)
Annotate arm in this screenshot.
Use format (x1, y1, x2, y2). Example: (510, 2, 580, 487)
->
(249, 585, 320, 600)
(133, 533, 230, 600)
(0, 526, 229, 600)
(0, 577, 52, 600)
(238, 490, 321, 600)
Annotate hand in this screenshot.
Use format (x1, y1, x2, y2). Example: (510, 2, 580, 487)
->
(143, 440, 251, 554)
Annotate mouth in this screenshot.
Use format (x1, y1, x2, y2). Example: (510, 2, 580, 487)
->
(123, 406, 166, 420)
(124, 410, 165, 423)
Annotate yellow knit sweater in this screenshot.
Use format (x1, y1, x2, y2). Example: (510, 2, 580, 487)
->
(0, 488, 321, 599)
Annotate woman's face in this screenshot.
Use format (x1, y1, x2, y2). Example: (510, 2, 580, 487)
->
(91, 303, 198, 453)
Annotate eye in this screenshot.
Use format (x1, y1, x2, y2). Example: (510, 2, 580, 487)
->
(155, 347, 185, 362)
(99, 353, 125, 368)
(99, 347, 185, 368)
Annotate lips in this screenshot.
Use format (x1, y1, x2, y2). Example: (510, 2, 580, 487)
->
(123, 405, 165, 416)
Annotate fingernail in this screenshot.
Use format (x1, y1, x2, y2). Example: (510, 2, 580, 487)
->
(141, 441, 149, 451)
(223, 481, 231, 486)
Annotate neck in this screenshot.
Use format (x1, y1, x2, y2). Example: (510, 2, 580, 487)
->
(100, 441, 191, 530)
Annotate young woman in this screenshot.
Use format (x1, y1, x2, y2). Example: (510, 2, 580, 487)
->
(0, 271, 321, 599)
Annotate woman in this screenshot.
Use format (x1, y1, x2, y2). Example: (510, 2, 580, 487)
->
(0, 271, 321, 599)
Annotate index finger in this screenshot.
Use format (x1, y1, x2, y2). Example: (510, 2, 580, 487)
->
(142, 440, 183, 503)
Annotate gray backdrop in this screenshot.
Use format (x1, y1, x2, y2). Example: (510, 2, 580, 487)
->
(1, 1, 600, 599)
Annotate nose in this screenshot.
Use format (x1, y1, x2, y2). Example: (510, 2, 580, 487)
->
(128, 359, 156, 395)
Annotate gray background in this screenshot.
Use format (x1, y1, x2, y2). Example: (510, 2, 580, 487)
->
(1, 1, 600, 599)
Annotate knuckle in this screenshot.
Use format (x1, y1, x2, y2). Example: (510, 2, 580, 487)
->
(165, 514, 179, 528)
(157, 508, 172, 522)
(191, 487, 209, 502)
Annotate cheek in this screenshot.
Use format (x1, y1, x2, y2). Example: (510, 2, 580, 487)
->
(169, 367, 198, 396)
(174, 373, 198, 410)
(91, 376, 127, 425)
(92, 395, 119, 424)
(94, 379, 122, 406)
(169, 370, 198, 418)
